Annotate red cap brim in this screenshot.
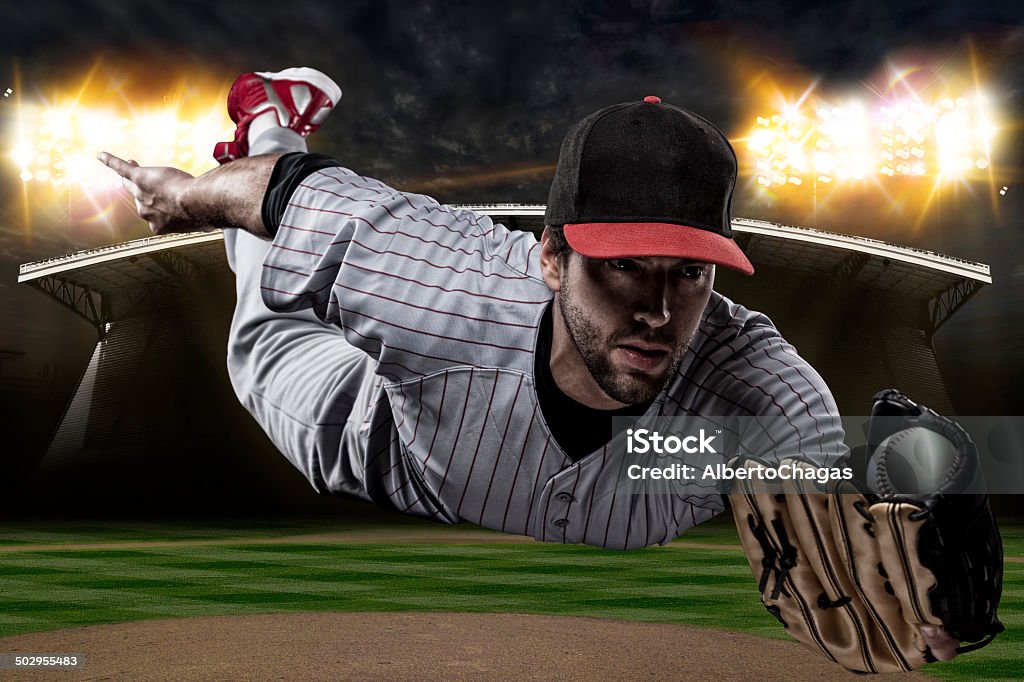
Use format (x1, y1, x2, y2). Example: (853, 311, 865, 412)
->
(563, 222, 754, 275)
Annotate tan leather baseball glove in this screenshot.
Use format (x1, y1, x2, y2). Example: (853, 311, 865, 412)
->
(729, 389, 1004, 672)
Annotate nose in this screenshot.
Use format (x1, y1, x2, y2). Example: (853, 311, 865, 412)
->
(633, 276, 671, 328)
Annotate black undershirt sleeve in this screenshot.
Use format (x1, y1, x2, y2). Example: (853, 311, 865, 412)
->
(260, 152, 344, 236)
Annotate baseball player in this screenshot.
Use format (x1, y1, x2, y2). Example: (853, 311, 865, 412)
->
(99, 67, 976, 664)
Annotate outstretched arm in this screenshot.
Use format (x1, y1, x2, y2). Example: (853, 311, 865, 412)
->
(98, 152, 282, 238)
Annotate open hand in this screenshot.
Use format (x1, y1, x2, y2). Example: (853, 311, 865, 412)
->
(98, 152, 198, 234)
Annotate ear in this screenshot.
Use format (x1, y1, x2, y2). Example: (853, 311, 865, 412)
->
(539, 227, 564, 292)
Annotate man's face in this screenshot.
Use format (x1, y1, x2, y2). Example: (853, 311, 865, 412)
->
(541, 234, 715, 407)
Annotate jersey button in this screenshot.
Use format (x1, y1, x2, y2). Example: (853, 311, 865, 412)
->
(556, 492, 575, 503)
(553, 518, 570, 528)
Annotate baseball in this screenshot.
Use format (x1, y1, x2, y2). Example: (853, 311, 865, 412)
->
(868, 427, 959, 494)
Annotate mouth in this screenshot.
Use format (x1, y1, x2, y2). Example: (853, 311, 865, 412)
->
(615, 343, 671, 372)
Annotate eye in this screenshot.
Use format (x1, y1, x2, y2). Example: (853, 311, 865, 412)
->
(677, 264, 706, 280)
(607, 259, 640, 272)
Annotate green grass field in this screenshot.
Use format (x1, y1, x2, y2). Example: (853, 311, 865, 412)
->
(0, 516, 1020, 680)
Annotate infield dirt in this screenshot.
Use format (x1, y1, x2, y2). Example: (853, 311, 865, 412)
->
(0, 611, 934, 681)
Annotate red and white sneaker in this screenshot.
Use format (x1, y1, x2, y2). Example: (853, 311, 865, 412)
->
(213, 67, 342, 164)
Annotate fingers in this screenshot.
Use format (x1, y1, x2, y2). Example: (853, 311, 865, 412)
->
(97, 152, 140, 181)
(103, 155, 144, 206)
(920, 624, 959, 661)
(100, 153, 152, 228)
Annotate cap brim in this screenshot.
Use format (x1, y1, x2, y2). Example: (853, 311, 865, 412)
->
(563, 222, 755, 275)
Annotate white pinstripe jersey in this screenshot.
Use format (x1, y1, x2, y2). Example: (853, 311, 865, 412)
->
(259, 165, 847, 550)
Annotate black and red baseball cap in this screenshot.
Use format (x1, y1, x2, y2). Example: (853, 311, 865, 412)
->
(545, 95, 753, 275)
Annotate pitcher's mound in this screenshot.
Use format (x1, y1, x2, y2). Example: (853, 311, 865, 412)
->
(0, 611, 932, 680)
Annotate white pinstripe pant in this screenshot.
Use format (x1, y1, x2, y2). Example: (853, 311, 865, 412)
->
(224, 129, 378, 500)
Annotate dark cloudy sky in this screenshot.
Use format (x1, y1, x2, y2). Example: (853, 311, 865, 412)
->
(0, 0, 1022, 412)
(4, 1, 1020, 197)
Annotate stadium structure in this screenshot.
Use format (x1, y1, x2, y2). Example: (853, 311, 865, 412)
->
(17, 208, 991, 509)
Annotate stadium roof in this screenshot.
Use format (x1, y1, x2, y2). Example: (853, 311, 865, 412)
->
(454, 206, 991, 290)
(18, 231, 226, 285)
(19, 206, 989, 335)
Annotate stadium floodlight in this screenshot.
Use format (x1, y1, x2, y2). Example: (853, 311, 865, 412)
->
(9, 141, 33, 168)
(6, 98, 231, 196)
(1, 67, 232, 238)
(748, 111, 815, 188)
(934, 96, 994, 179)
(745, 90, 996, 191)
(11, 105, 229, 190)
